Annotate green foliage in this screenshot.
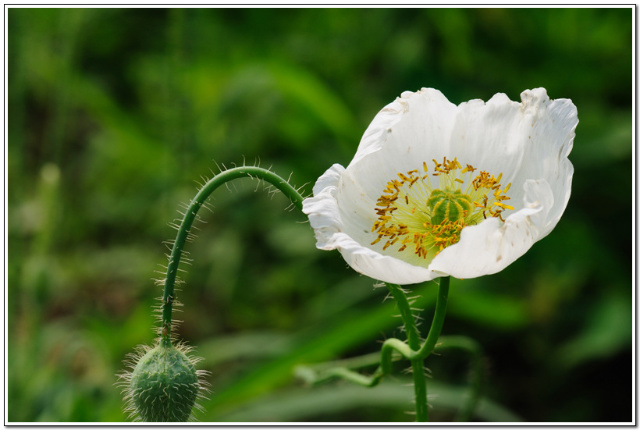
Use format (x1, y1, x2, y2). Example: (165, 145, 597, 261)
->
(7, 7, 632, 422)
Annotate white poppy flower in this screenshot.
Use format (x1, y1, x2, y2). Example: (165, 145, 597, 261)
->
(302, 88, 577, 285)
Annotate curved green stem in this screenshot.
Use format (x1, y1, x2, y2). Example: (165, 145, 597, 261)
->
(380, 277, 451, 362)
(160, 166, 304, 346)
(299, 278, 451, 421)
(297, 279, 483, 423)
(417, 276, 450, 359)
(385, 283, 427, 421)
(385, 284, 421, 347)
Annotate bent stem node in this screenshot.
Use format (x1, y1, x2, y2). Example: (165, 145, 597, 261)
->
(387, 277, 450, 422)
(296, 278, 451, 422)
(160, 166, 304, 347)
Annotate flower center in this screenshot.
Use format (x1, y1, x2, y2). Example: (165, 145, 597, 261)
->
(427, 189, 473, 225)
(371, 157, 513, 262)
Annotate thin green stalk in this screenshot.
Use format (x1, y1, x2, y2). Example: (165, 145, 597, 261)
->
(386, 283, 428, 421)
(389, 278, 449, 421)
(160, 166, 304, 346)
(300, 279, 451, 409)
(378, 277, 450, 363)
(294, 350, 403, 385)
(417, 276, 450, 359)
(385, 284, 421, 347)
(296, 279, 467, 422)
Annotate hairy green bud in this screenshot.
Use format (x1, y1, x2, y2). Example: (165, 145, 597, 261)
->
(118, 342, 207, 422)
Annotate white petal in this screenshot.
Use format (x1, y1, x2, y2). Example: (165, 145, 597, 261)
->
(430, 179, 554, 278)
(347, 88, 459, 200)
(304, 164, 345, 250)
(516, 88, 577, 235)
(324, 232, 437, 285)
(449, 92, 526, 197)
(303, 165, 437, 284)
(449, 88, 577, 214)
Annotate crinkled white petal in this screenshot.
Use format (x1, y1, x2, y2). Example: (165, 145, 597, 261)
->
(347, 88, 459, 201)
(303, 164, 437, 284)
(429, 179, 554, 278)
(303, 88, 577, 285)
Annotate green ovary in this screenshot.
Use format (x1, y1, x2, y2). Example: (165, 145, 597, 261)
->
(427, 189, 473, 225)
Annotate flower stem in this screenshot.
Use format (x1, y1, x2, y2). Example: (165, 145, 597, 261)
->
(418, 276, 450, 359)
(386, 277, 450, 422)
(385, 284, 421, 348)
(385, 284, 427, 421)
(160, 166, 304, 347)
(297, 279, 466, 421)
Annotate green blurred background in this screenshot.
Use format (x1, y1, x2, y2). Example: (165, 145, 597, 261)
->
(7, 7, 632, 422)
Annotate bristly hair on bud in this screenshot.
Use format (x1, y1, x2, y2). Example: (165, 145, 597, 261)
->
(116, 341, 210, 422)
(117, 164, 307, 421)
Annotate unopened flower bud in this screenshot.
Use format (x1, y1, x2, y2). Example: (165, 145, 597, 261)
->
(122, 343, 203, 422)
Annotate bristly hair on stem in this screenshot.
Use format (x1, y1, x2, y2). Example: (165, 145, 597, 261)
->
(118, 163, 306, 421)
(158, 164, 305, 347)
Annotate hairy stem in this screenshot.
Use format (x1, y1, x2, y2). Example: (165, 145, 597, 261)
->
(417, 276, 450, 359)
(296, 279, 475, 422)
(300, 278, 451, 421)
(160, 166, 304, 346)
(385, 283, 428, 421)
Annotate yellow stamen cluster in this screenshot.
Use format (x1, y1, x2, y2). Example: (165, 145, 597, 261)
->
(470, 171, 514, 221)
(371, 157, 513, 262)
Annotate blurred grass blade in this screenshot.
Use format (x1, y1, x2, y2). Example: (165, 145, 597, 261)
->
(217, 379, 522, 422)
(203, 283, 438, 417)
